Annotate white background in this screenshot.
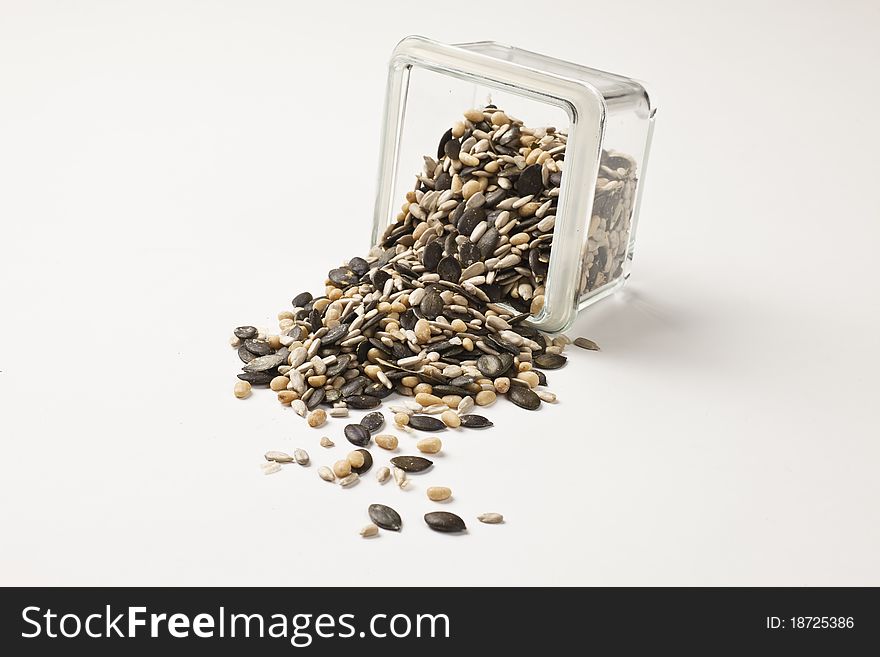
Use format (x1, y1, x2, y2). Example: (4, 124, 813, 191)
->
(1, 0, 878, 586)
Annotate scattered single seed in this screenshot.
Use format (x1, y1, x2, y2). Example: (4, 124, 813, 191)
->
(329, 407, 349, 418)
(338, 473, 360, 487)
(536, 390, 557, 403)
(291, 399, 307, 416)
(293, 448, 309, 465)
(233, 381, 252, 399)
(360, 411, 385, 433)
(393, 412, 410, 427)
(427, 486, 452, 501)
(424, 511, 467, 533)
(344, 423, 372, 447)
(333, 460, 352, 478)
(261, 462, 282, 475)
(307, 409, 327, 428)
(417, 437, 442, 454)
(393, 466, 408, 488)
(360, 523, 379, 538)
(459, 414, 493, 428)
(318, 466, 335, 482)
(375, 434, 399, 450)
(478, 512, 504, 524)
(376, 466, 391, 484)
(457, 396, 474, 415)
(264, 450, 294, 463)
(368, 503, 402, 531)
(573, 337, 601, 351)
(320, 436, 334, 448)
(391, 455, 433, 472)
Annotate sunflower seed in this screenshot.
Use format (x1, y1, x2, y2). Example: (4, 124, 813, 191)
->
(243, 353, 285, 372)
(424, 511, 467, 533)
(320, 436, 334, 447)
(291, 399, 307, 417)
(427, 486, 452, 501)
(318, 466, 335, 482)
(393, 466, 408, 488)
(478, 512, 504, 524)
(338, 473, 360, 488)
(360, 523, 379, 538)
(391, 455, 433, 472)
(376, 466, 391, 484)
(416, 437, 442, 454)
(261, 462, 282, 475)
(264, 450, 294, 463)
(343, 395, 382, 410)
(293, 448, 309, 465)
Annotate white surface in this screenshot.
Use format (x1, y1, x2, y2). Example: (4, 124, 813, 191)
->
(1, 0, 878, 586)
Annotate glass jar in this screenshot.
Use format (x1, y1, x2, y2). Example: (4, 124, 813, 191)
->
(372, 36, 656, 333)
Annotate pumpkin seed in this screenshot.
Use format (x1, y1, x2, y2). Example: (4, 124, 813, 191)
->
(368, 503, 402, 531)
(344, 423, 372, 447)
(350, 448, 373, 475)
(390, 455, 433, 472)
(360, 411, 385, 433)
(408, 415, 446, 432)
(573, 337, 600, 351)
(459, 414, 493, 428)
(424, 511, 467, 533)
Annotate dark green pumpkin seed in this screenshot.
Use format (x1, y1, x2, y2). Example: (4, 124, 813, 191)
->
(574, 337, 600, 351)
(343, 395, 382, 409)
(390, 456, 433, 472)
(459, 414, 493, 428)
(360, 411, 385, 433)
(344, 424, 371, 447)
(476, 354, 504, 377)
(533, 353, 567, 369)
(244, 339, 273, 356)
(242, 353, 285, 372)
(508, 385, 541, 410)
(233, 326, 258, 339)
(424, 511, 466, 533)
(408, 415, 446, 432)
(369, 503, 402, 531)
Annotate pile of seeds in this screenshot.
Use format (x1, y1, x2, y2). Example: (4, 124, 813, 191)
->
(231, 105, 603, 536)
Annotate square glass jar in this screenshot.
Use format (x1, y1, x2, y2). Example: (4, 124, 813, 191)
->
(372, 36, 656, 333)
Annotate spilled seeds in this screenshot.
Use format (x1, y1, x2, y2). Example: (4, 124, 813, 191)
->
(232, 106, 606, 536)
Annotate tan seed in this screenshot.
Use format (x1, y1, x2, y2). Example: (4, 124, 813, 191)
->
(461, 179, 481, 200)
(536, 390, 557, 403)
(233, 381, 252, 399)
(360, 523, 379, 538)
(269, 375, 290, 392)
(264, 450, 294, 463)
(375, 434, 399, 450)
(413, 384, 434, 396)
(307, 374, 327, 387)
(376, 466, 391, 484)
(451, 121, 466, 138)
(338, 473, 359, 488)
(318, 466, 335, 482)
(267, 335, 282, 350)
(414, 318, 431, 343)
(393, 467, 408, 488)
(478, 512, 504, 524)
(401, 375, 420, 388)
(490, 111, 510, 126)
(261, 462, 282, 475)
(291, 398, 307, 416)
(415, 392, 443, 407)
(427, 486, 452, 501)
(307, 409, 327, 428)
(277, 390, 297, 405)
(417, 437, 442, 454)
(394, 412, 410, 427)
(293, 448, 309, 465)
(457, 396, 475, 414)
(333, 460, 351, 478)
(229, 336, 241, 347)
(463, 108, 484, 122)
(441, 410, 461, 428)
(530, 295, 545, 315)
(475, 390, 497, 406)
(441, 395, 462, 408)
(320, 436, 334, 448)
(493, 377, 510, 394)
(347, 450, 365, 468)
(517, 371, 540, 389)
